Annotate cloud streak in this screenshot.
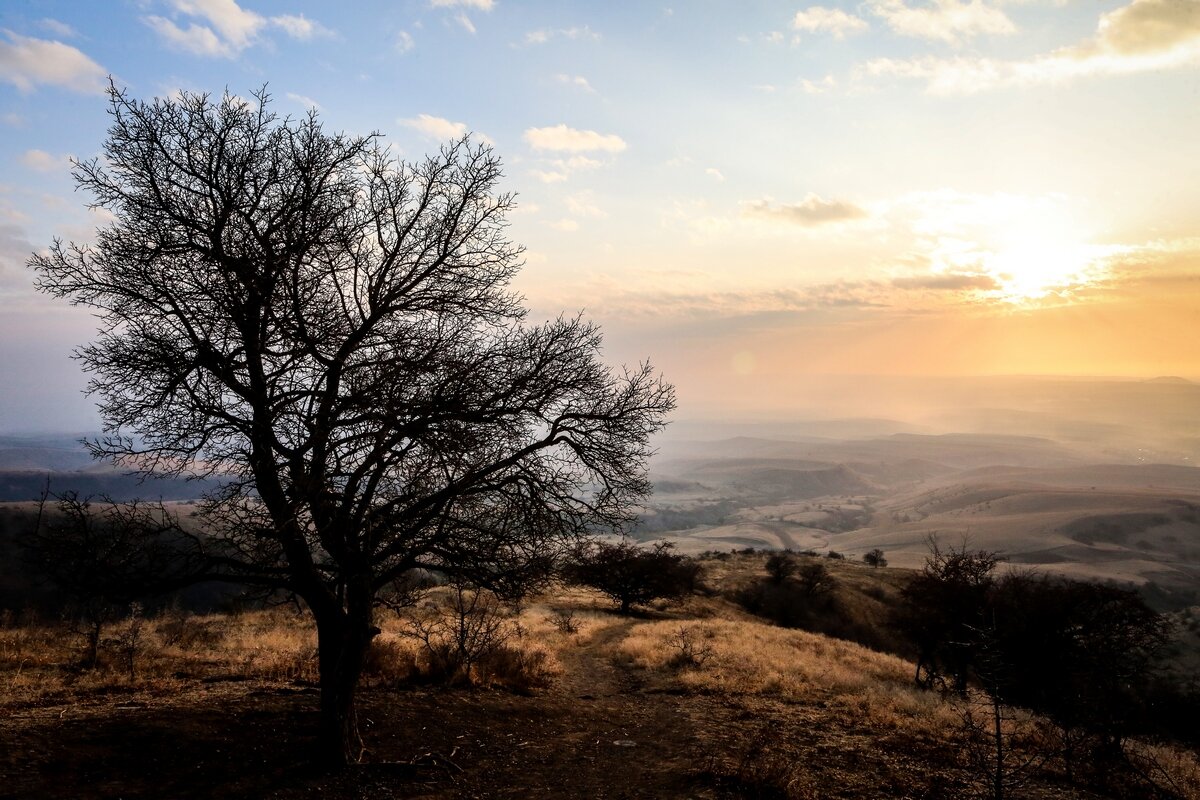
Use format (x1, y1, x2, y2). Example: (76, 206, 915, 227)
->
(867, 0, 1015, 45)
(524, 124, 627, 153)
(859, 0, 1200, 93)
(400, 113, 492, 144)
(792, 7, 868, 39)
(742, 195, 868, 226)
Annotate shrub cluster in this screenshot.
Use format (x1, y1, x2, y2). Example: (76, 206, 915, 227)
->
(894, 541, 1175, 775)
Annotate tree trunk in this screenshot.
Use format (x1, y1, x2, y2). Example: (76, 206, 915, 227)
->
(314, 609, 377, 768)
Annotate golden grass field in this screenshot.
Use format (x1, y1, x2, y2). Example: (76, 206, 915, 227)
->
(3, 553, 1200, 799)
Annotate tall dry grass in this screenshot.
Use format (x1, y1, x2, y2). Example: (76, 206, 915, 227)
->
(1, 608, 321, 707)
(617, 617, 960, 734)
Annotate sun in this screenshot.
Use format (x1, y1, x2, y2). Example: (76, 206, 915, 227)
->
(987, 238, 1101, 302)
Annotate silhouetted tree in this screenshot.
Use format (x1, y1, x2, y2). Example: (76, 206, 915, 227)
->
(30, 85, 674, 766)
(895, 538, 999, 691)
(568, 539, 698, 614)
(862, 548, 887, 568)
(984, 574, 1167, 766)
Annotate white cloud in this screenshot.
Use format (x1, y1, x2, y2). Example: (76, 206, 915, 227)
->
(271, 14, 332, 40)
(800, 74, 838, 93)
(172, 0, 263, 50)
(792, 7, 869, 39)
(400, 113, 492, 144)
(395, 30, 415, 53)
(549, 219, 580, 232)
(145, 16, 229, 56)
(144, 0, 331, 58)
(860, 0, 1200, 93)
(763, 30, 785, 44)
(529, 155, 604, 184)
(523, 124, 626, 153)
(38, 19, 78, 39)
(0, 31, 106, 94)
(523, 26, 600, 45)
(868, 0, 1015, 44)
(531, 170, 569, 184)
(742, 195, 868, 226)
(431, 0, 494, 8)
(454, 13, 477, 34)
(21, 149, 71, 172)
(401, 113, 467, 140)
(286, 92, 321, 111)
(566, 191, 607, 218)
(1, 113, 26, 127)
(705, 167, 726, 182)
(555, 74, 595, 92)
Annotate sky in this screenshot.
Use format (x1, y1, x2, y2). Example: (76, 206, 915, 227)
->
(1, 0, 1199, 430)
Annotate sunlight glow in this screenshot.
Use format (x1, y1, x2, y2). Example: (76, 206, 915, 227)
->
(988, 239, 1101, 302)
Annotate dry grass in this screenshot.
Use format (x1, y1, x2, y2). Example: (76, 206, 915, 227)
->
(0, 598, 585, 708)
(0, 608, 320, 708)
(617, 617, 959, 734)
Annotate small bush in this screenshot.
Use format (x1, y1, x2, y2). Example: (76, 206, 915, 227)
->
(765, 553, 797, 584)
(668, 625, 715, 669)
(549, 608, 580, 635)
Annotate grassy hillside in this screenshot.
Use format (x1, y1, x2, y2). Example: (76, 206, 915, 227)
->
(3, 553, 1198, 799)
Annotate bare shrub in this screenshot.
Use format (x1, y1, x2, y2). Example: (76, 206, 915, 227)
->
(668, 624, 714, 669)
(954, 689, 1046, 800)
(104, 602, 146, 680)
(550, 608, 580, 635)
(406, 584, 515, 684)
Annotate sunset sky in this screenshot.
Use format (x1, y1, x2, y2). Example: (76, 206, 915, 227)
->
(1, 0, 1199, 429)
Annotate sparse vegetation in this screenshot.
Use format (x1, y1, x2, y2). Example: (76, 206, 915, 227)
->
(2, 551, 1199, 798)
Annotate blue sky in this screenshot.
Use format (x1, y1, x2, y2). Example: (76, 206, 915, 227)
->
(2, 0, 1199, 430)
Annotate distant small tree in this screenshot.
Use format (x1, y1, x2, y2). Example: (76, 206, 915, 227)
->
(862, 548, 888, 568)
(22, 490, 204, 667)
(568, 540, 699, 614)
(765, 552, 797, 584)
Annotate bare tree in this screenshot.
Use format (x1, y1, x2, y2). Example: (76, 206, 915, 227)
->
(30, 84, 674, 766)
(24, 490, 203, 667)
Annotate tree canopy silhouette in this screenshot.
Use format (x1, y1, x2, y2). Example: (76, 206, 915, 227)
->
(30, 84, 674, 766)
